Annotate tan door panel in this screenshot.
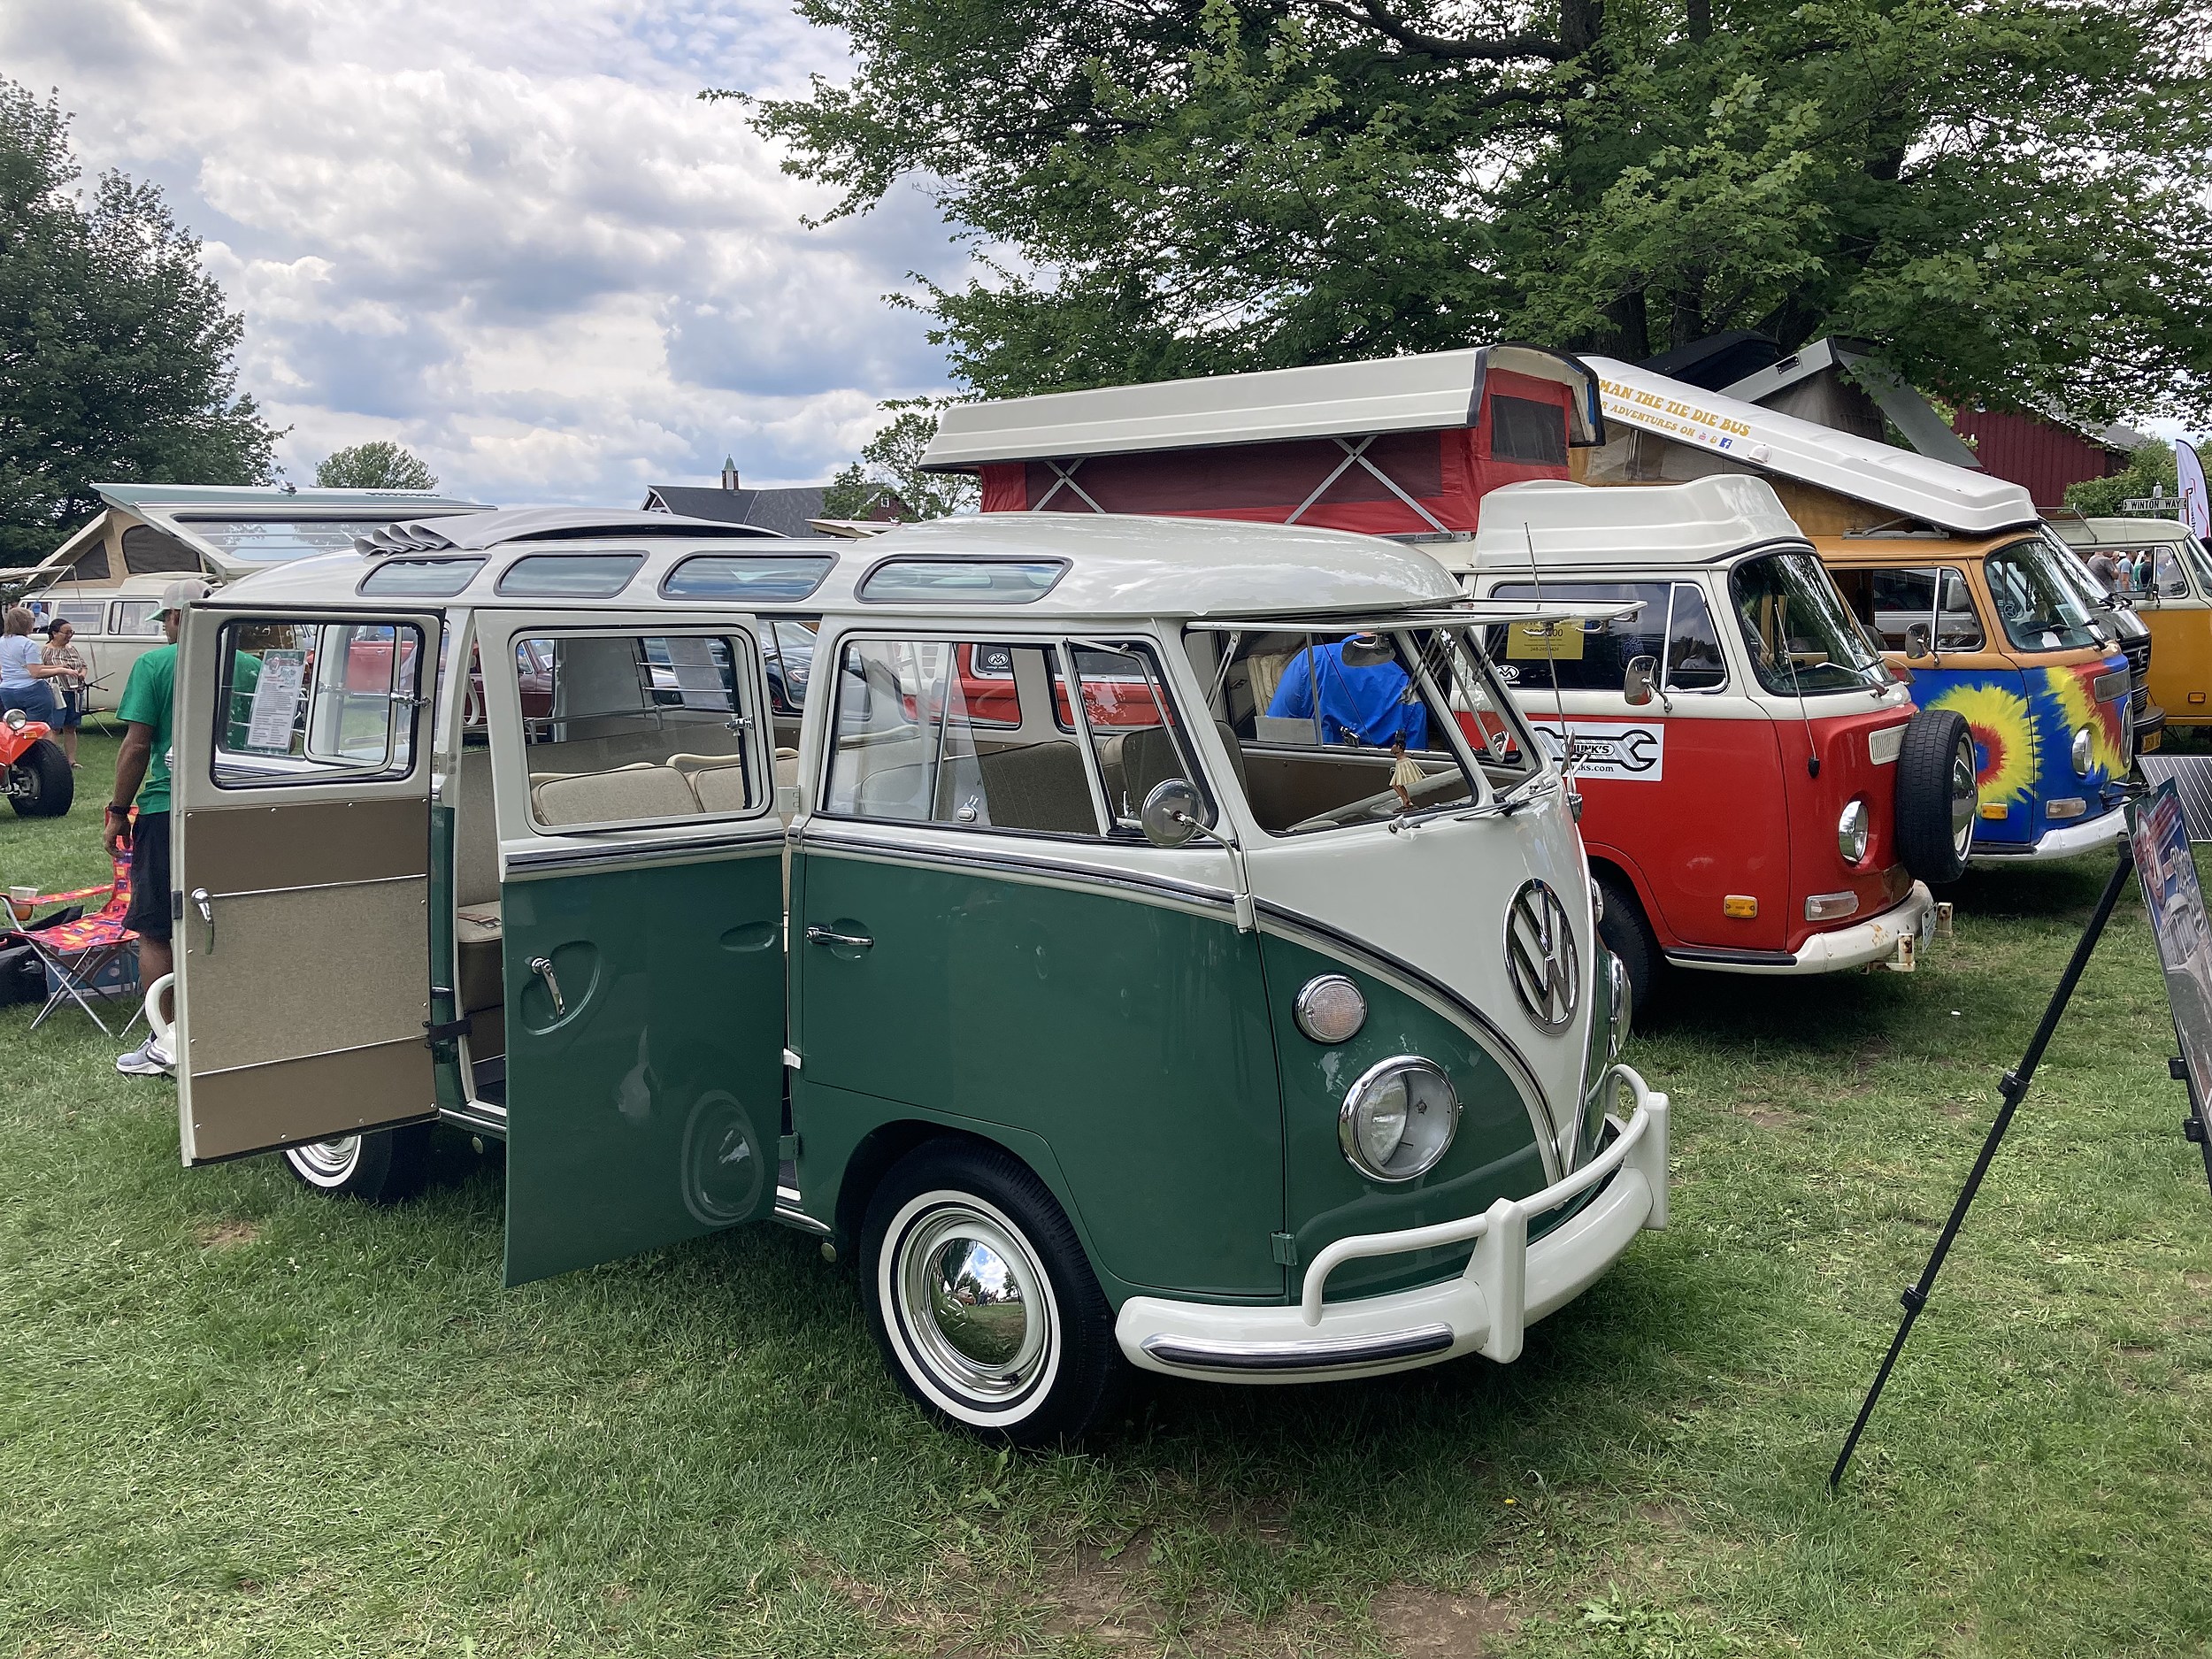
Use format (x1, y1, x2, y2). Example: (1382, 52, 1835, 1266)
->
(181, 877, 431, 1074)
(187, 1043, 434, 1162)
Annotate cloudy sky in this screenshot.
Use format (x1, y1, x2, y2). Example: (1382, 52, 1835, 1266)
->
(0, 0, 965, 506)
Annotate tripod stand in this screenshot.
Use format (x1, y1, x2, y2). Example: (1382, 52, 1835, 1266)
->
(1830, 844, 2136, 1491)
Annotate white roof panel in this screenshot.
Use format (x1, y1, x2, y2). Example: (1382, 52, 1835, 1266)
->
(1584, 357, 2038, 534)
(1451, 476, 1807, 573)
(920, 346, 1601, 469)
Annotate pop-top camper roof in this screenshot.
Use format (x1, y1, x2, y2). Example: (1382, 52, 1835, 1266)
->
(1580, 357, 2038, 537)
(918, 345, 1606, 540)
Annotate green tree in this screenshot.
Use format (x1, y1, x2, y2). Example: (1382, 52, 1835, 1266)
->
(820, 399, 978, 519)
(2064, 438, 2177, 518)
(742, 0, 2212, 424)
(316, 440, 439, 491)
(0, 81, 279, 565)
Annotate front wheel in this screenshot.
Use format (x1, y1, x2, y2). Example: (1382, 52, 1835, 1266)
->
(280, 1123, 431, 1202)
(1595, 872, 1663, 1025)
(8, 738, 73, 818)
(862, 1141, 1122, 1446)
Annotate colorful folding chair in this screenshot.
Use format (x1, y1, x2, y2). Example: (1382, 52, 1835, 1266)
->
(3, 850, 141, 1033)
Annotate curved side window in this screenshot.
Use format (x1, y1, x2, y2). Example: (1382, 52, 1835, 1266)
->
(661, 553, 835, 603)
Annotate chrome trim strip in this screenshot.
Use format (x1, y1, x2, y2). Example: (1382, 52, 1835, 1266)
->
(772, 1202, 832, 1236)
(801, 832, 1238, 916)
(1141, 1323, 1455, 1372)
(1663, 944, 1797, 968)
(1252, 898, 1559, 1182)
(204, 872, 426, 902)
(193, 1033, 425, 1079)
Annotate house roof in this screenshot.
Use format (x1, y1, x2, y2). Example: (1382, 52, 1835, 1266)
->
(1583, 357, 2039, 535)
(917, 345, 1606, 470)
(645, 484, 828, 538)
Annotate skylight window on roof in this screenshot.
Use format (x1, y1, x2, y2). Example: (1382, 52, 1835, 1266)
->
(858, 558, 1067, 604)
(495, 554, 645, 598)
(661, 553, 836, 603)
(358, 558, 486, 598)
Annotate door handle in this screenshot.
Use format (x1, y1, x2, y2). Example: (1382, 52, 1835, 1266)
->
(189, 887, 213, 955)
(804, 925, 872, 950)
(527, 954, 566, 1016)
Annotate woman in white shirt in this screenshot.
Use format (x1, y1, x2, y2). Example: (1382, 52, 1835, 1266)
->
(0, 607, 68, 725)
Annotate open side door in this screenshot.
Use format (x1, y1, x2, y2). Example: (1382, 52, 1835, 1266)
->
(175, 606, 442, 1163)
(481, 612, 787, 1286)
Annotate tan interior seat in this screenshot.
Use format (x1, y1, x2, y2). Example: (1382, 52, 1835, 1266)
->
(669, 751, 754, 815)
(534, 764, 699, 826)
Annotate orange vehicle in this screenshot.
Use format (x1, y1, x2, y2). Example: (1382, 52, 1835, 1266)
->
(0, 707, 73, 817)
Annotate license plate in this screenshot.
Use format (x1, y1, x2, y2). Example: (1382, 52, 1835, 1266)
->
(1918, 902, 1938, 950)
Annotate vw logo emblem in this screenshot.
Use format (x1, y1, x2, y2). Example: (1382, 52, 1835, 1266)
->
(1504, 879, 1579, 1032)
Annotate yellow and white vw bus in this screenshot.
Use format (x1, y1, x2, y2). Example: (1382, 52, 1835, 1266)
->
(165, 510, 1668, 1442)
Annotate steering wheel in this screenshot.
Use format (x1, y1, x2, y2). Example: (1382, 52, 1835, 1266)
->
(1284, 765, 1466, 833)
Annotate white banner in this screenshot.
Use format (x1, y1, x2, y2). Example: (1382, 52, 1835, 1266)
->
(1526, 718, 1665, 781)
(2177, 440, 2208, 539)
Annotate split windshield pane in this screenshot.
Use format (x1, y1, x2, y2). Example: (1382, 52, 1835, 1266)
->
(1729, 552, 1889, 695)
(1186, 624, 1525, 834)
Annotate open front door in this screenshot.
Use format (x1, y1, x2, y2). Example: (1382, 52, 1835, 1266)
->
(175, 606, 442, 1163)
(482, 614, 787, 1286)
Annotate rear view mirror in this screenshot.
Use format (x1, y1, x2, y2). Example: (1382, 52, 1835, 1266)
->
(1623, 655, 1658, 707)
(1141, 778, 1203, 848)
(1904, 622, 1932, 660)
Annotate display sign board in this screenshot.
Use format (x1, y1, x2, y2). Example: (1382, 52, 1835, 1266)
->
(2132, 781, 2212, 1142)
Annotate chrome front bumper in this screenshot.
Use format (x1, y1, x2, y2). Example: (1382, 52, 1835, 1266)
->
(1970, 805, 2129, 864)
(1118, 1065, 1670, 1383)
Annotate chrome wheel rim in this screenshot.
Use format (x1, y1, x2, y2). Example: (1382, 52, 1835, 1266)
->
(1948, 734, 1978, 858)
(892, 1200, 1053, 1409)
(286, 1136, 362, 1187)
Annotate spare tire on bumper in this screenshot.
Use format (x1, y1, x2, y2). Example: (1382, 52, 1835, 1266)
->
(1893, 707, 1977, 885)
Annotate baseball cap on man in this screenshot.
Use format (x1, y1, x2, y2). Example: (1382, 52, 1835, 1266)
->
(157, 579, 212, 618)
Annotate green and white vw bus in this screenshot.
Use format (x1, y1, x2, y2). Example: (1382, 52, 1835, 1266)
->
(165, 509, 1669, 1442)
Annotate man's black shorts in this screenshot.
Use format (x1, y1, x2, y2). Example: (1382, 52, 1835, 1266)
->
(124, 811, 172, 943)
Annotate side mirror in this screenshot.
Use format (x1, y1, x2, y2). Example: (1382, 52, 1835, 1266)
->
(1140, 778, 1204, 849)
(1623, 655, 1658, 707)
(1904, 622, 1932, 660)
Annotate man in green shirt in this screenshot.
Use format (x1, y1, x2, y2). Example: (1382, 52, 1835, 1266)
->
(111, 580, 206, 1078)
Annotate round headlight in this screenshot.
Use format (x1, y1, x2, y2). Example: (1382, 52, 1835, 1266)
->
(2070, 724, 2094, 776)
(1338, 1057, 1460, 1183)
(1, 710, 23, 732)
(1293, 974, 1367, 1044)
(1837, 797, 1870, 865)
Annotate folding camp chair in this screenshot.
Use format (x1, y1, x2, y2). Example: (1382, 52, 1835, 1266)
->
(3, 850, 142, 1034)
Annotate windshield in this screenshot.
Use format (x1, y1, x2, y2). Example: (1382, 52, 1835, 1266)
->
(1185, 622, 1538, 835)
(1985, 538, 2106, 653)
(1729, 552, 1889, 695)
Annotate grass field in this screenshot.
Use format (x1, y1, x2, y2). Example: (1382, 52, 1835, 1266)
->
(4, 736, 2210, 1656)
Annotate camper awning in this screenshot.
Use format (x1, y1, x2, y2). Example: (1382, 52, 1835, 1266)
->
(1584, 357, 2038, 535)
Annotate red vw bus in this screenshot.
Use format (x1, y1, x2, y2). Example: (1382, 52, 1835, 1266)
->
(1454, 478, 1975, 1010)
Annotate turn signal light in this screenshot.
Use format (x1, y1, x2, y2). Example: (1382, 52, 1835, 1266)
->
(1724, 895, 1758, 919)
(1979, 803, 2009, 820)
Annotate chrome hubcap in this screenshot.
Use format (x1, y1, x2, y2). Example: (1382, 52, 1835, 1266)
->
(287, 1136, 362, 1187)
(896, 1204, 1049, 1402)
(1949, 736, 1978, 856)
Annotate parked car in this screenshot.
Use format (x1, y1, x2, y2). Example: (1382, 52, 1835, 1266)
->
(163, 511, 1669, 1444)
(1449, 477, 1967, 1014)
(1581, 358, 2140, 864)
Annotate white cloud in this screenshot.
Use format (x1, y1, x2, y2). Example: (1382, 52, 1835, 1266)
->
(0, 0, 958, 504)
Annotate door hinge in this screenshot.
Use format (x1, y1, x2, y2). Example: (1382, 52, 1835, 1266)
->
(779, 1133, 803, 1162)
(424, 1016, 471, 1046)
(1270, 1231, 1299, 1267)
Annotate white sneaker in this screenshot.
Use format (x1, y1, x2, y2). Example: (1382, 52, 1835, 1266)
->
(115, 1035, 174, 1077)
